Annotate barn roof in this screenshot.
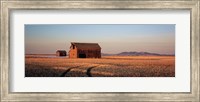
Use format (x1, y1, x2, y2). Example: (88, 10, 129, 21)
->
(71, 42, 101, 50)
(56, 50, 66, 52)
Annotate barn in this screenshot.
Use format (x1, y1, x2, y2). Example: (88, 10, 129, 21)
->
(56, 50, 67, 56)
(68, 42, 101, 58)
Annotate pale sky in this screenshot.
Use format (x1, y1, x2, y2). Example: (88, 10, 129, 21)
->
(25, 24, 175, 54)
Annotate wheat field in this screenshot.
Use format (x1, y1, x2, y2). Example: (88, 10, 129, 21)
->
(25, 55, 175, 77)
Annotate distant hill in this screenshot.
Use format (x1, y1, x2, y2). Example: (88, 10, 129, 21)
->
(102, 51, 174, 56)
(117, 52, 162, 56)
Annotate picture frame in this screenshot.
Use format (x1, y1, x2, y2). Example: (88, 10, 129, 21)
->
(1, 0, 199, 101)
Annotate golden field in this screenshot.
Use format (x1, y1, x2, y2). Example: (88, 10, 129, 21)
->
(25, 55, 175, 77)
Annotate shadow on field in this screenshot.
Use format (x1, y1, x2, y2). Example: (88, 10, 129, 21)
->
(26, 63, 175, 77)
(25, 64, 67, 77)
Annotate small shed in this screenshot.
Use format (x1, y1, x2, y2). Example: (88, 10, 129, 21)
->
(56, 50, 67, 56)
(68, 42, 101, 58)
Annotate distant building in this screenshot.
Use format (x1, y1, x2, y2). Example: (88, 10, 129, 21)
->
(68, 42, 101, 58)
(56, 50, 67, 56)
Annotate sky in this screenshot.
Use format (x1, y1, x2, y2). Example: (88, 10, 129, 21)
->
(25, 24, 175, 54)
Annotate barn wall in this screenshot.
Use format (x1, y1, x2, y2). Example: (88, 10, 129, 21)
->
(98, 50, 101, 58)
(69, 47, 78, 58)
(56, 52, 60, 56)
(56, 51, 67, 56)
(69, 44, 101, 58)
(77, 49, 101, 58)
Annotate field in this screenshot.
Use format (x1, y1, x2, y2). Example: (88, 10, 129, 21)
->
(25, 55, 175, 77)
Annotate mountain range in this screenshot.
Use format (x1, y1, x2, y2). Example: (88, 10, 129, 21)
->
(101, 51, 174, 56)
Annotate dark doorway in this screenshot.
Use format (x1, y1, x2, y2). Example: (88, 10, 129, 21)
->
(79, 54, 86, 58)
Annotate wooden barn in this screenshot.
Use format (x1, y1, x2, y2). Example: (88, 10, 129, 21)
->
(56, 50, 67, 56)
(68, 42, 101, 58)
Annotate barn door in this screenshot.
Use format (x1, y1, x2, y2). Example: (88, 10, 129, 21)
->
(79, 54, 86, 58)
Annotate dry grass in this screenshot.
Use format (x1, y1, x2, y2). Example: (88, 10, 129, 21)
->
(25, 55, 175, 77)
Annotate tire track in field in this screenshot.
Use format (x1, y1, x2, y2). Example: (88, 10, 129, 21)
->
(60, 65, 100, 77)
(60, 66, 82, 77)
(86, 65, 100, 77)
